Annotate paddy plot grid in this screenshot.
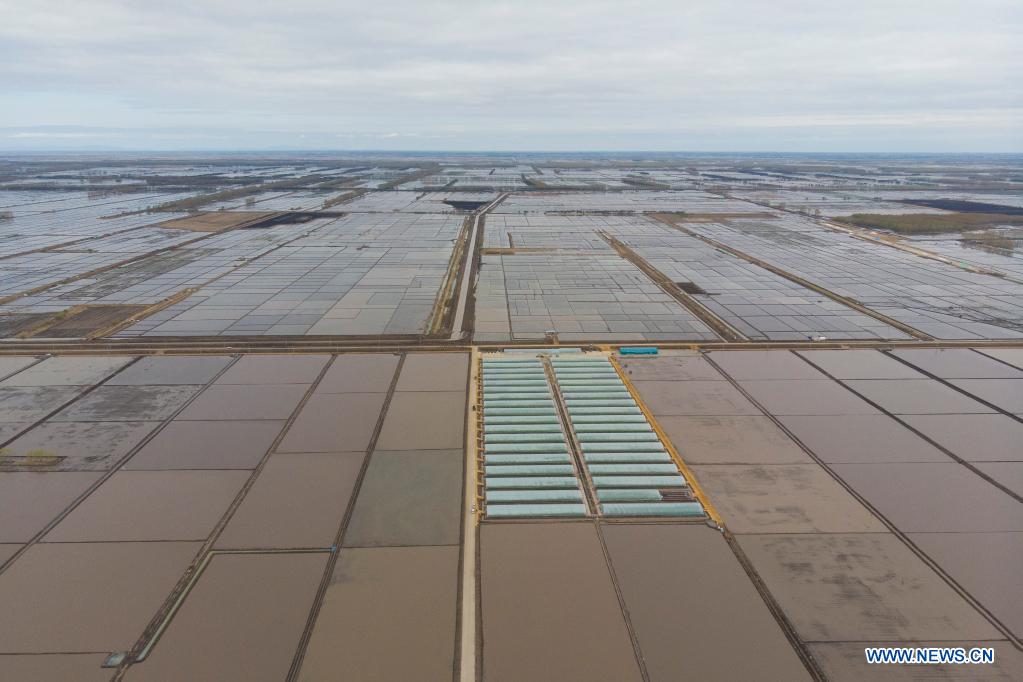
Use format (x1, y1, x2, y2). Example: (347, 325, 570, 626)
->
(478, 352, 705, 519)
(479, 356, 588, 518)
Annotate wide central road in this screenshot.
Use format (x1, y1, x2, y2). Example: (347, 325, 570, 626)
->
(449, 193, 507, 340)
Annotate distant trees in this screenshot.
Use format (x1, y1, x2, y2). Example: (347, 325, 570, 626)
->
(834, 212, 1023, 234)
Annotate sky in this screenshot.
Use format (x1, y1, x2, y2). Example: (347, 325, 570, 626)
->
(0, 0, 1021, 152)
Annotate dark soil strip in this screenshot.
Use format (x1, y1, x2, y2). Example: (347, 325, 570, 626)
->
(901, 199, 1023, 215)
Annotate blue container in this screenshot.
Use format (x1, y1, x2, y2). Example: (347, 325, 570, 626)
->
(619, 347, 658, 355)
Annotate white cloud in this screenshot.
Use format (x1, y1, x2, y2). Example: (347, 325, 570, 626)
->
(9, 131, 107, 139)
(0, 0, 1019, 150)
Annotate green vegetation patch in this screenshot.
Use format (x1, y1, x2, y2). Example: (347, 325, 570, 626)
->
(962, 230, 1019, 251)
(834, 212, 1023, 235)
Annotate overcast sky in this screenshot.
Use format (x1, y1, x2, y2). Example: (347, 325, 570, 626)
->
(1, 0, 1020, 151)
